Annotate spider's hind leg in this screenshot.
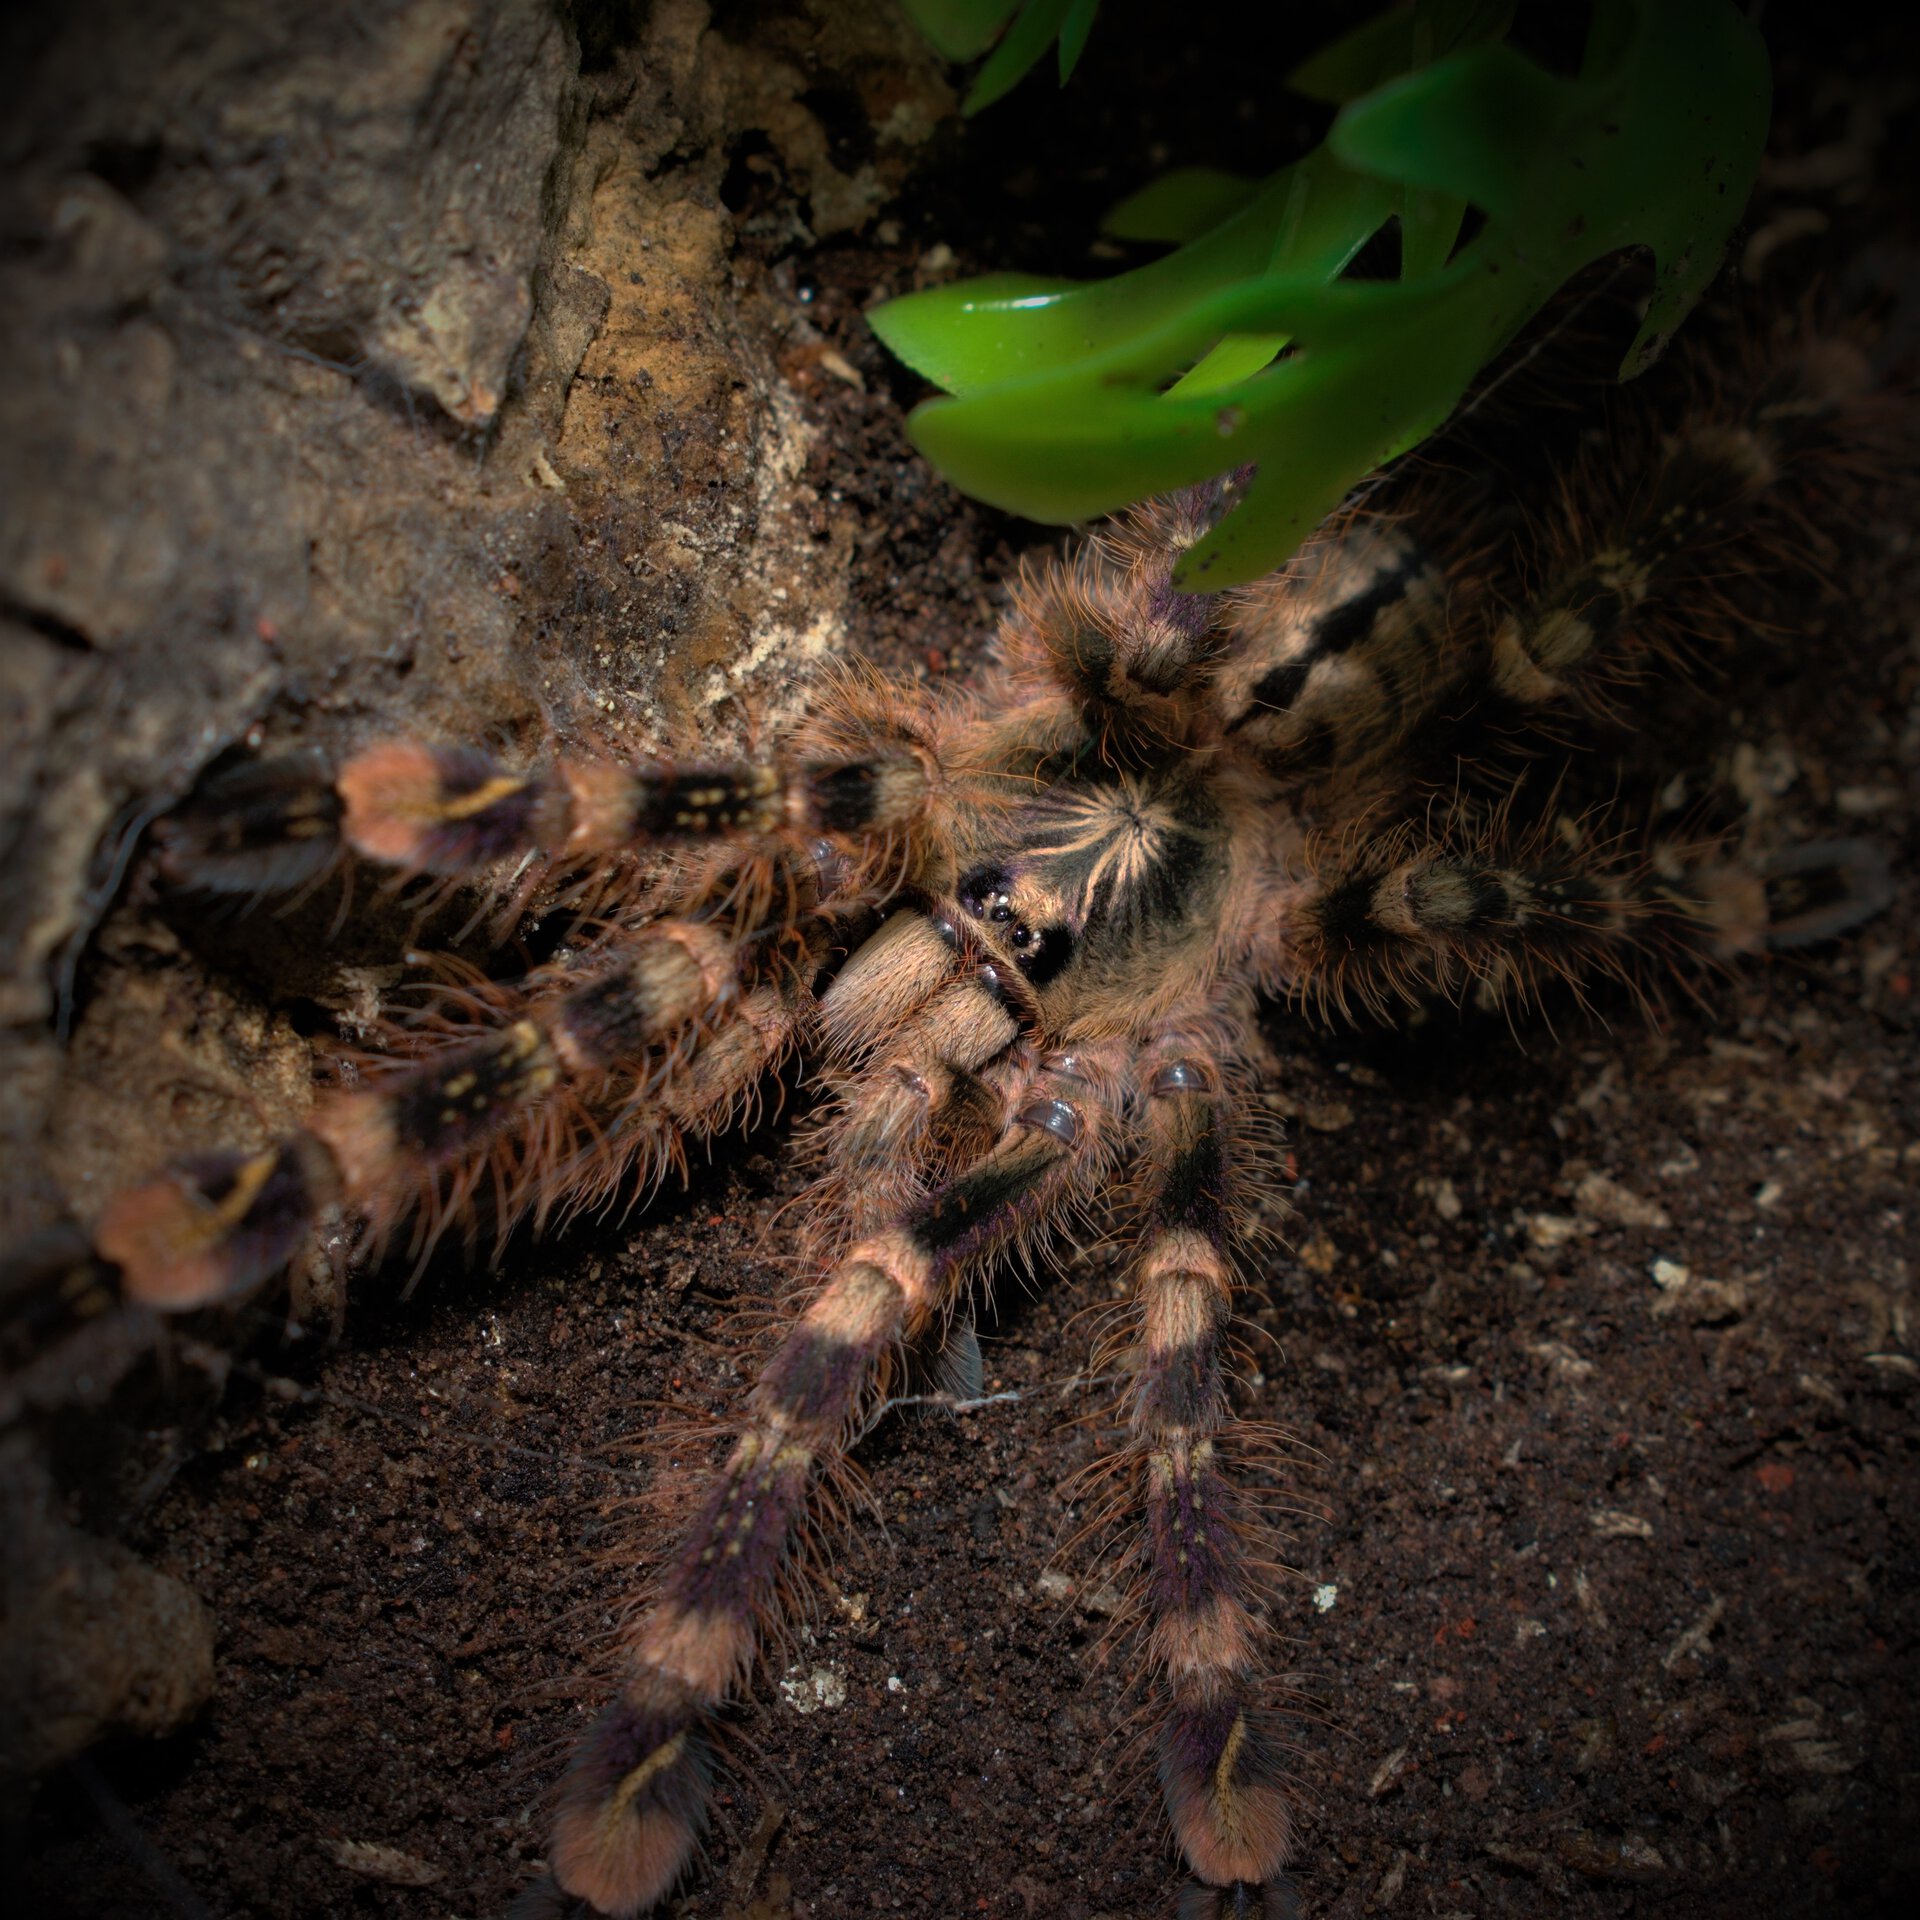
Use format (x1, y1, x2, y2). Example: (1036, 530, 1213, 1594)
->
(1284, 817, 1893, 1025)
(1482, 335, 1880, 717)
(1210, 330, 1889, 805)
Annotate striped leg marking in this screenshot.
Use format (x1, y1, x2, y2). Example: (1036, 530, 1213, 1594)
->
(1119, 1047, 1295, 1899)
(94, 914, 778, 1310)
(547, 1047, 1123, 1917)
(1289, 836, 1786, 1020)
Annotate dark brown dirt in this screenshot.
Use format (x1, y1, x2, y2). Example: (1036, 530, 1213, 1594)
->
(6, 5, 1919, 1920)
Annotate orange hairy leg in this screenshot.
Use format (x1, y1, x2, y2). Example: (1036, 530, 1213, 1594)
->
(154, 665, 970, 905)
(536, 1044, 1126, 1918)
(95, 872, 832, 1309)
(1065, 1015, 1304, 1918)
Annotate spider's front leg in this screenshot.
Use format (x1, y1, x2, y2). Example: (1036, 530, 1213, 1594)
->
(159, 664, 958, 901)
(91, 666, 985, 1306)
(538, 1041, 1128, 1918)
(1092, 1015, 1298, 1918)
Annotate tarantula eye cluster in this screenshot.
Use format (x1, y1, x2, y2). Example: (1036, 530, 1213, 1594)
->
(957, 861, 1016, 921)
(957, 860, 1076, 983)
(69, 321, 1896, 1919)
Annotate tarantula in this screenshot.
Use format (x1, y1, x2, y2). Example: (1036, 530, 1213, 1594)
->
(80, 320, 1889, 1919)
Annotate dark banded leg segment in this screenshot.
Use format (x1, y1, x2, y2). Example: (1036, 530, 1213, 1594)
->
(155, 688, 951, 899)
(152, 754, 345, 897)
(1488, 427, 1774, 710)
(88, 1004, 569, 1312)
(1108, 1037, 1295, 1909)
(1214, 522, 1453, 792)
(93, 913, 778, 1310)
(336, 738, 939, 877)
(1289, 840, 1774, 1021)
(1489, 345, 1873, 713)
(545, 1046, 1125, 1918)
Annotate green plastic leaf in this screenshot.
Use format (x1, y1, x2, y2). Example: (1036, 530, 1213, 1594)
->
(1058, 0, 1100, 83)
(1290, 0, 1515, 103)
(1401, 183, 1467, 280)
(966, 0, 1075, 114)
(871, 147, 1398, 391)
(869, 0, 1770, 589)
(1165, 333, 1289, 398)
(1102, 167, 1263, 244)
(898, 0, 1013, 63)
(902, 0, 1104, 115)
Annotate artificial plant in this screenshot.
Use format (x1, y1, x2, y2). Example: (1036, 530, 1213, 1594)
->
(899, 0, 1102, 115)
(873, 0, 1770, 589)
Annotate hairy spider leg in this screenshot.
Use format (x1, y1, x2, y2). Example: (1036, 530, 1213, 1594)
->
(93, 887, 821, 1309)
(998, 486, 1242, 749)
(1206, 336, 1883, 806)
(537, 1043, 1128, 1919)
(1484, 337, 1876, 715)
(1210, 519, 1454, 791)
(1110, 1022, 1299, 1907)
(152, 752, 346, 899)
(98, 649, 1012, 1305)
(334, 734, 931, 881)
(155, 661, 971, 904)
(1280, 824, 1893, 1025)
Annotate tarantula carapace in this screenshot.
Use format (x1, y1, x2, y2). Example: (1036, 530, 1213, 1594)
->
(84, 324, 1889, 1919)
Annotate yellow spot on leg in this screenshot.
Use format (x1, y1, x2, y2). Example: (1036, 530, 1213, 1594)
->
(435, 773, 529, 822)
(1213, 1709, 1248, 1819)
(608, 1733, 688, 1819)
